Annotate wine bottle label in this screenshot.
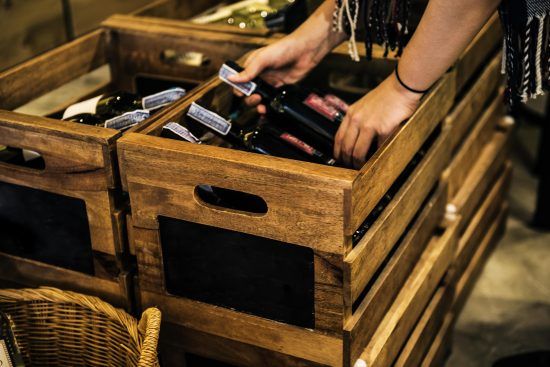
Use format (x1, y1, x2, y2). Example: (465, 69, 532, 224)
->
(142, 88, 186, 110)
(279, 132, 336, 165)
(303, 93, 342, 122)
(22, 149, 41, 162)
(62, 95, 103, 119)
(324, 94, 349, 113)
(163, 122, 201, 143)
(104, 110, 150, 130)
(187, 102, 232, 135)
(0, 340, 14, 367)
(219, 64, 257, 96)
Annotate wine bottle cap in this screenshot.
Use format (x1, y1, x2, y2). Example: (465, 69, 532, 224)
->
(142, 87, 186, 110)
(104, 110, 150, 130)
(163, 122, 201, 143)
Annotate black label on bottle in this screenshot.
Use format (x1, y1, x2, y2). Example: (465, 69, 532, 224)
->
(187, 102, 232, 135)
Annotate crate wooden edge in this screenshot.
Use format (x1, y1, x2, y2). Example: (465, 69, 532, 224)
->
(351, 216, 460, 367)
(0, 252, 133, 310)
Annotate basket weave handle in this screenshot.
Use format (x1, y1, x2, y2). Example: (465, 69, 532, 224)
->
(138, 307, 162, 367)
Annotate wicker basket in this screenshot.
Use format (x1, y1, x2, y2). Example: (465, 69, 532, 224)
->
(0, 287, 161, 367)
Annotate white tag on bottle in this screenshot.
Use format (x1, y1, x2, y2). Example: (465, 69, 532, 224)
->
(104, 110, 150, 131)
(62, 95, 103, 119)
(142, 88, 186, 111)
(0, 340, 14, 367)
(218, 64, 257, 96)
(187, 103, 231, 135)
(163, 122, 201, 143)
(22, 149, 41, 162)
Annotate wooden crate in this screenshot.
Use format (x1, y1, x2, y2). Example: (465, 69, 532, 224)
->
(393, 284, 454, 367)
(152, 204, 459, 367)
(419, 313, 454, 367)
(118, 48, 455, 365)
(0, 23, 264, 307)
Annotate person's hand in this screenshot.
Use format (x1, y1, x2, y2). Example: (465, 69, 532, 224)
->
(334, 73, 423, 169)
(228, 36, 327, 113)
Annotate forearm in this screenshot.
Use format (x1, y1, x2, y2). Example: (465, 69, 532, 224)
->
(288, 0, 346, 61)
(398, 0, 501, 91)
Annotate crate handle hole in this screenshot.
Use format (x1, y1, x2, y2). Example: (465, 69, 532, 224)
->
(160, 50, 211, 67)
(0, 146, 45, 170)
(194, 185, 268, 215)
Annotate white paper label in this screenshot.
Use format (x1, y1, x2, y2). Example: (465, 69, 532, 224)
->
(219, 64, 257, 96)
(187, 103, 231, 135)
(22, 149, 41, 162)
(104, 110, 150, 131)
(163, 122, 201, 143)
(142, 88, 186, 110)
(62, 95, 103, 119)
(0, 340, 14, 367)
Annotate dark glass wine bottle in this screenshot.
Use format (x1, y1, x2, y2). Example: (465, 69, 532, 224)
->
(62, 88, 185, 120)
(220, 61, 344, 153)
(0, 312, 25, 367)
(63, 113, 103, 126)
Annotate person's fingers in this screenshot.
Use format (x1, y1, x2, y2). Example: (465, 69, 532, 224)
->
(377, 132, 391, 149)
(228, 51, 268, 83)
(352, 126, 376, 169)
(334, 114, 351, 160)
(244, 94, 262, 107)
(257, 104, 267, 114)
(340, 122, 360, 167)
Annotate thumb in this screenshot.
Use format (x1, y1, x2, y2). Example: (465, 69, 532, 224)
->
(228, 54, 267, 83)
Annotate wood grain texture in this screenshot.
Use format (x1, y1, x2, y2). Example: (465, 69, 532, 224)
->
(349, 74, 455, 235)
(343, 183, 447, 366)
(419, 313, 454, 367)
(120, 133, 353, 253)
(345, 127, 451, 307)
(0, 29, 107, 110)
(449, 128, 512, 233)
(140, 290, 343, 366)
(353, 219, 459, 367)
(0, 252, 131, 309)
(445, 54, 503, 153)
(452, 164, 511, 284)
(160, 322, 330, 367)
(445, 93, 504, 199)
(454, 13, 503, 94)
(394, 285, 454, 367)
(452, 203, 509, 317)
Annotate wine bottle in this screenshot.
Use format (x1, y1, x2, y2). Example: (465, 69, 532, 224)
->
(186, 102, 247, 147)
(219, 61, 343, 152)
(62, 87, 185, 120)
(0, 312, 25, 367)
(161, 122, 202, 143)
(64, 113, 103, 126)
(0, 146, 22, 164)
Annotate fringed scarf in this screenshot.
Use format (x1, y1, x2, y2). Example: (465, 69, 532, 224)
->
(334, 0, 550, 105)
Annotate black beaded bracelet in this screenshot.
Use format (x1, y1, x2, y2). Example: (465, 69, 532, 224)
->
(395, 65, 431, 94)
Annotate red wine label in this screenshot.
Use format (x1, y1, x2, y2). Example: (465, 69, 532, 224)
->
(142, 87, 186, 110)
(279, 133, 316, 156)
(324, 94, 349, 113)
(304, 93, 341, 122)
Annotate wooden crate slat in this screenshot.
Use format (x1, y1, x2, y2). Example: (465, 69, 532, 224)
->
(349, 75, 455, 235)
(345, 127, 451, 307)
(0, 30, 107, 111)
(445, 92, 505, 199)
(353, 218, 460, 367)
(140, 291, 342, 366)
(419, 313, 454, 367)
(343, 183, 447, 366)
(394, 285, 454, 367)
(445, 54, 502, 153)
(449, 128, 512, 233)
(454, 13, 503, 94)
